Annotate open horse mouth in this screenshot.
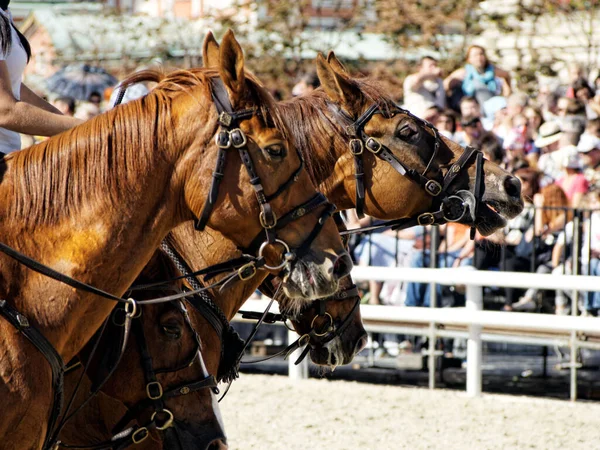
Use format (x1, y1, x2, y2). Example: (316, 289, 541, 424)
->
(476, 197, 523, 237)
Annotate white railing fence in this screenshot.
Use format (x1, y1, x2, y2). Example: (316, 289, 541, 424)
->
(235, 267, 600, 401)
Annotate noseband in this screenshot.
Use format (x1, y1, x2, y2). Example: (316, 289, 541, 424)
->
(344, 103, 485, 237)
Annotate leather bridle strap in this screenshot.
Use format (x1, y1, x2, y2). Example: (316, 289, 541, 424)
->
(346, 104, 443, 219)
(0, 300, 65, 450)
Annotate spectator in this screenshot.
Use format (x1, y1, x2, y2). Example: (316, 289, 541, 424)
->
(571, 78, 600, 119)
(515, 184, 571, 311)
(577, 130, 600, 189)
(555, 153, 589, 207)
(434, 109, 458, 140)
(292, 71, 320, 97)
(549, 193, 600, 315)
(444, 44, 511, 108)
(480, 133, 505, 165)
(421, 104, 441, 124)
(455, 115, 501, 149)
(51, 96, 76, 116)
(74, 102, 100, 121)
(88, 91, 103, 111)
(523, 106, 544, 142)
(537, 118, 584, 184)
(503, 113, 539, 169)
(0, 2, 81, 154)
(403, 56, 446, 118)
(350, 212, 423, 305)
(405, 223, 473, 308)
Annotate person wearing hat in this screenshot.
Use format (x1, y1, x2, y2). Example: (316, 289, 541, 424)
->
(577, 132, 600, 189)
(556, 152, 589, 206)
(536, 120, 584, 184)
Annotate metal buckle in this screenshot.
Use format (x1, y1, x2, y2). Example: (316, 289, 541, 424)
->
(238, 262, 257, 281)
(417, 212, 435, 226)
(146, 381, 163, 400)
(230, 128, 248, 148)
(132, 427, 149, 444)
(425, 180, 442, 196)
(219, 111, 233, 127)
(311, 312, 334, 337)
(365, 137, 382, 154)
(349, 139, 364, 155)
(152, 409, 174, 431)
(215, 130, 231, 149)
(259, 210, 277, 229)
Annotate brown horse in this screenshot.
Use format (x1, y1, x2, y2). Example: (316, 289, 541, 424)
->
(0, 31, 347, 449)
(58, 253, 228, 450)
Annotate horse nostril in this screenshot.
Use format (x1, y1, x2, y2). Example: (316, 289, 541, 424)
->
(207, 438, 228, 450)
(504, 176, 521, 199)
(333, 253, 353, 280)
(354, 333, 368, 354)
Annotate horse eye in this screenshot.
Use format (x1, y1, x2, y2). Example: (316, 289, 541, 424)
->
(162, 324, 182, 340)
(396, 122, 419, 140)
(264, 144, 286, 158)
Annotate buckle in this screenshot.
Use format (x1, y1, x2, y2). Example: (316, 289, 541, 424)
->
(425, 180, 442, 196)
(219, 111, 233, 127)
(215, 130, 231, 149)
(365, 137, 382, 154)
(146, 381, 163, 400)
(349, 139, 363, 155)
(230, 128, 248, 148)
(417, 212, 435, 226)
(132, 427, 149, 444)
(152, 409, 174, 431)
(238, 262, 257, 281)
(259, 210, 277, 229)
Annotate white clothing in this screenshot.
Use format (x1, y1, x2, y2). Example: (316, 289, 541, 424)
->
(402, 75, 446, 119)
(0, 8, 26, 153)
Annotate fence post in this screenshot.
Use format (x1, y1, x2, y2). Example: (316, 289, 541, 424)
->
(288, 329, 308, 380)
(428, 226, 440, 389)
(466, 271, 483, 397)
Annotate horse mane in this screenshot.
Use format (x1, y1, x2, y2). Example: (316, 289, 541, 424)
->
(280, 74, 397, 190)
(5, 67, 287, 228)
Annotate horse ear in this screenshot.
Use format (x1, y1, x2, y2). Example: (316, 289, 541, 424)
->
(327, 51, 348, 75)
(316, 52, 361, 115)
(218, 29, 246, 103)
(202, 30, 220, 69)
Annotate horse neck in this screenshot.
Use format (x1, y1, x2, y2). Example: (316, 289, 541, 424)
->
(0, 107, 198, 360)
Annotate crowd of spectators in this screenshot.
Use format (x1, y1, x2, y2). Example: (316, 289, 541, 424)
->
(351, 44, 600, 319)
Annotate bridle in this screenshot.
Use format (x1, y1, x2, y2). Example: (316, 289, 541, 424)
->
(108, 301, 220, 449)
(195, 78, 337, 272)
(56, 301, 220, 449)
(343, 102, 485, 239)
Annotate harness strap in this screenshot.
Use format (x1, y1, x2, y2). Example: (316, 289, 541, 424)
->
(0, 300, 65, 450)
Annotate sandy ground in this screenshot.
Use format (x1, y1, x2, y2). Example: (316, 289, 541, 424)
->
(219, 374, 600, 450)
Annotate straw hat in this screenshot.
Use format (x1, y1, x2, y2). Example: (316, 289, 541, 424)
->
(534, 121, 563, 148)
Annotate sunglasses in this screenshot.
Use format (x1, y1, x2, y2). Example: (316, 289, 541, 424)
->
(461, 118, 480, 127)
